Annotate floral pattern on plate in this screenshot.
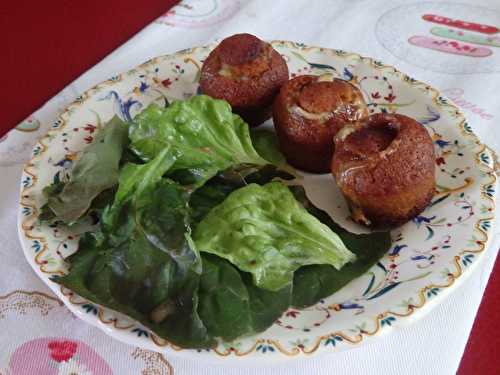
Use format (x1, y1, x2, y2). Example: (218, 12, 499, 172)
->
(18, 41, 497, 360)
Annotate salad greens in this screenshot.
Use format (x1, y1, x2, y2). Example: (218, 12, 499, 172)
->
(130, 95, 268, 186)
(250, 129, 286, 166)
(198, 254, 292, 341)
(288, 186, 392, 307)
(58, 178, 213, 348)
(42, 95, 391, 349)
(194, 182, 356, 291)
(42, 116, 129, 224)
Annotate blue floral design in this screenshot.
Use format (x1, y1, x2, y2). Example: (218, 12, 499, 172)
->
(132, 328, 149, 338)
(139, 81, 149, 93)
(426, 287, 440, 298)
(256, 343, 275, 353)
(413, 215, 436, 228)
(324, 336, 343, 347)
(418, 105, 440, 125)
(82, 303, 98, 315)
(99, 91, 143, 122)
(32, 240, 42, 253)
(435, 139, 451, 148)
(461, 254, 474, 266)
(381, 316, 396, 327)
(389, 244, 407, 256)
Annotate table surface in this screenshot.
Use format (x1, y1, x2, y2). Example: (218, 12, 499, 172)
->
(1, 1, 498, 374)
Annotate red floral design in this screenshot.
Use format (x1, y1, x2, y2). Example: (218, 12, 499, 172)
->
(285, 310, 300, 318)
(384, 93, 396, 102)
(371, 91, 381, 99)
(83, 135, 93, 144)
(162, 78, 172, 88)
(436, 157, 446, 165)
(48, 340, 77, 362)
(83, 124, 96, 133)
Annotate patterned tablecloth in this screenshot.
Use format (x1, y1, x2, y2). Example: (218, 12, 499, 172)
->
(1, 1, 499, 374)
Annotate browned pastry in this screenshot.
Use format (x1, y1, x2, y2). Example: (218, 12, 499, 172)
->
(272, 75, 368, 173)
(331, 113, 436, 228)
(199, 33, 289, 127)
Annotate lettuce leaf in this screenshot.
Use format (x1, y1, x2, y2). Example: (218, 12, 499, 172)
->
(198, 254, 291, 341)
(193, 182, 356, 291)
(129, 95, 268, 185)
(190, 167, 392, 309)
(100, 148, 176, 246)
(56, 153, 214, 348)
(47, 94, 392, 348)
(42, 116, 129, 224)
(250, 129, 286, 166)
(288, 186, 392, 307)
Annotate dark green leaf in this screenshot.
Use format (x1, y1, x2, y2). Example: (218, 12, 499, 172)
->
(56, 168, 215, 348)
(250, 129, 286, 165)
(198, 254, 291, 340)
(289, 186, 392, 308)
(43, 116, 129, 224)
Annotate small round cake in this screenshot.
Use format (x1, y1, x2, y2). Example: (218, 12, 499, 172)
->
(331, 113, 436, 228)
(273, 75, 368, 173)
(199, 33, 289, 127)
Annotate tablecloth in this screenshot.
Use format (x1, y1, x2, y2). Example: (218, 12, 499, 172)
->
(1, 0, 499, 374)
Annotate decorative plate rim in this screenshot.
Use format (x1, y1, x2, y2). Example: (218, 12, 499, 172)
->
(17, 40, 498, 360)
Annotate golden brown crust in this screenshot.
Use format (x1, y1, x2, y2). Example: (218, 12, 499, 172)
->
(331, 113, 436, 228)
(273, 75, 368, 173)
(199, 33, 289, 127)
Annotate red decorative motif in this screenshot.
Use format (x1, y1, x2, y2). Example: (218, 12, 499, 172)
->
(83, 124, 96, 133)
(48, 340, 77, 362)
(384, 93, 396, 103)
(162, 78, 172, 88)
(285, 310, 300, 318)
(436, 157, 446, 166)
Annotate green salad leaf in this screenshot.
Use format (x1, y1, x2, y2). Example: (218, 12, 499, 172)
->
(129, 95, 268, 185)
(42, 116, 129, 224)
(46, 94, 392, 349)
(190, 164, 295, 225)
(191, 169, 392, 310)
(198, 254, 291, 341)
(193, 182, 356, 291)
(101, 148, 176, 245)
(250, 129, 286, 166)
(289, 186, 392, 308)
(56, 156, 214, 348)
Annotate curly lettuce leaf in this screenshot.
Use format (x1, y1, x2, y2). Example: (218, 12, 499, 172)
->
(190, 165, 391, 308)
(42, 116, 129, 224)
(190, 164, 295, 225)
(129, 95, 268, 185)
(193, 182, 356, 291)
(289, 186, 392, 307)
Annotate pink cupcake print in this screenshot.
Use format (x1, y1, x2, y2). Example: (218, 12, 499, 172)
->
(8, 337, 112, 375)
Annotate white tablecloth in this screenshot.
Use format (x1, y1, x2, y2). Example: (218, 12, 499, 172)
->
(1, 1, 499, 374)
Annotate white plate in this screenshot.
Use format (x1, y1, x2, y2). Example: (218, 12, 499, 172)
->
(18, 41, 497, 362)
